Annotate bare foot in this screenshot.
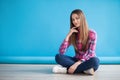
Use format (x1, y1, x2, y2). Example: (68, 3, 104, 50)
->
(84, 68, 94, 75)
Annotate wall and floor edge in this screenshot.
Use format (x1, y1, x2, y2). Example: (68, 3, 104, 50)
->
(0, 56, 120, 64)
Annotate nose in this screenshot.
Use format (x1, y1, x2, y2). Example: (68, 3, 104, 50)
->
(74, 19, 77, 23)
(74, 19, 77, 22)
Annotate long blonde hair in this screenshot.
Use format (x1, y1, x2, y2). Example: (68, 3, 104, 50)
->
(70, 9, 89, 51)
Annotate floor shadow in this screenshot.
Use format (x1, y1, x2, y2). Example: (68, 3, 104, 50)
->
(19, 68, 52, 74)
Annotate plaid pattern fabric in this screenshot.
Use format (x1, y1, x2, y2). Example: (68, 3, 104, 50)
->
(59, 29, 97, 62)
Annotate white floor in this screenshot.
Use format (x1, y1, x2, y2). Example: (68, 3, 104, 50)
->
(0, 64, 120, 80)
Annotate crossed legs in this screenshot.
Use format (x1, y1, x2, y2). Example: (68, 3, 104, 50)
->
(55, 54, 100, 74)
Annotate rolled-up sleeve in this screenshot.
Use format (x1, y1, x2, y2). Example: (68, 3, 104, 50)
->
(59, 40, 70, 54)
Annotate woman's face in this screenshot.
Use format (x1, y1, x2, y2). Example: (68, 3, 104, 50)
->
(72, 13, 81, 27)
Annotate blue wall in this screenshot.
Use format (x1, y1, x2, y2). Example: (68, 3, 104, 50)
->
(0, 0, 120, 64)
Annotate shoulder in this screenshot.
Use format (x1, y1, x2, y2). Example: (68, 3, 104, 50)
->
(88, 29, 97, 40)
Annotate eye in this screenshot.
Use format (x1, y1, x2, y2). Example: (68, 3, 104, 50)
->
(72, 19, 75, 21)
(76, 17, 79, 20)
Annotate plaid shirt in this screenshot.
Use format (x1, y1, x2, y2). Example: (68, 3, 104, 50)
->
(59, 29, 97, 62)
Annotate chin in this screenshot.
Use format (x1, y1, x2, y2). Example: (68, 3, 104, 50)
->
(76, 26, 79, 28)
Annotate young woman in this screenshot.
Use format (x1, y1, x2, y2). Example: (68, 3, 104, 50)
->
(53, 9, 100, 75)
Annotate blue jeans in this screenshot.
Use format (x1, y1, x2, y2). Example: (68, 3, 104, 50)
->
(55, 54, 100, 73)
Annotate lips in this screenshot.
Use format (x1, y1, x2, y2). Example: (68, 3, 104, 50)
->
(74, 23, 77, 25)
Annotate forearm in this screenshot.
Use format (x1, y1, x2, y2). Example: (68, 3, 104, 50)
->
(75, 60, 82, 65)
(68, 60, 82, 74)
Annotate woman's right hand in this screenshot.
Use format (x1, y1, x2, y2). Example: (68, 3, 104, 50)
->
(69, 27, 78, 35)
(65, 27, 78, 41)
